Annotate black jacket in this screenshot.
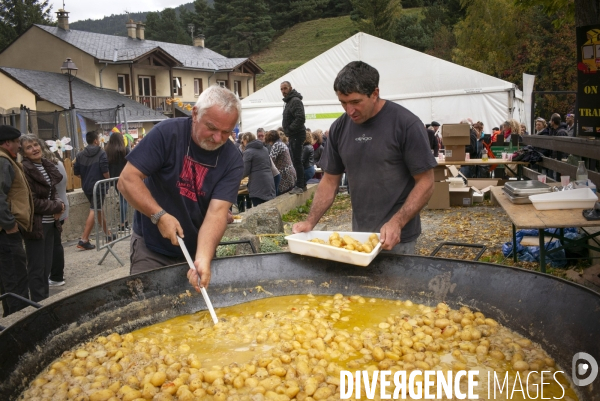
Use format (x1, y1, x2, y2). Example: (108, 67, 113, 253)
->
(427, 129, 439, 157)
(548, 122, 568, 160)
(301, 144, 314, 169)
(74, 145, 109, 195)
(465, 128, 479, 159)
(313, 144, 324, 167)
(243, 140, 276, 201)
(282, 89, 306, 137)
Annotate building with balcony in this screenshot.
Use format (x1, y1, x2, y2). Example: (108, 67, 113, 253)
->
(0, 9, 264, 119)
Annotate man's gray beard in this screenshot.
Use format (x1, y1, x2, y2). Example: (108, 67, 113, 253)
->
(199, 140, 225, 151)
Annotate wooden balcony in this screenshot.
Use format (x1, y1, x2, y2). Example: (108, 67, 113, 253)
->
(134, 96, 173, 114)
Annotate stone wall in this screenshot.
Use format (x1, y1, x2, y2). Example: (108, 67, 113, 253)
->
(62, 184, 319, 243)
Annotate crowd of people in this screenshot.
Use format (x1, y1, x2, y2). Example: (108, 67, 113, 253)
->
(425, 112, 574, 179)
(231, 126, 326, 210)
(0, 125, 134, 316)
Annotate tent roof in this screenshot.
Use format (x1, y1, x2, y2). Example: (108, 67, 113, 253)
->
(242, 32, 518, 109)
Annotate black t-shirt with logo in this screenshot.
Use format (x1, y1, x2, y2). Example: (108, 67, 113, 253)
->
(320, 100, 436, 242)
(127, 117, 243, 257)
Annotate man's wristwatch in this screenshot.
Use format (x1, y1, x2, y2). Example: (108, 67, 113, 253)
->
(150, 209, 167, 225)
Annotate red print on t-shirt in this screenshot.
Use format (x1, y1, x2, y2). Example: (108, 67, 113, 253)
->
(177, 156, 208, 201)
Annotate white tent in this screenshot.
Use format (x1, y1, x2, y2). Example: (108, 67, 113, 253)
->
(242, 32, 524, 134)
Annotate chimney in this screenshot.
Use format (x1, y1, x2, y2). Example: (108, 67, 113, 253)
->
(126, 19, 137, 39)
(193, 34, 205, 48)
(136, 21, 145, 40)
(56, 9, 70, 31)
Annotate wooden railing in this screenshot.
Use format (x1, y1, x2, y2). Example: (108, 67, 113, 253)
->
(134, 96, 173, 114)
(521, 136, 600, 188)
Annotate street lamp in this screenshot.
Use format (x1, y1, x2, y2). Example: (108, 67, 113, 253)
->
(60, 57, 78, 108)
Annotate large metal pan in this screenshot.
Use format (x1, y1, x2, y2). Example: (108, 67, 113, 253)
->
(1, 253, 599, 400)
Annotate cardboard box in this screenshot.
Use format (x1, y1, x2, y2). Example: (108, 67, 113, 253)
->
(443, 136, 471, 146)
(444, 145, 466, 161)
(426, 181, 450, 209)
(442, 124, 470, 137)
(449, 187, 473, 206)
(442, 124, 471, 146)
(433, 166, 447, 181)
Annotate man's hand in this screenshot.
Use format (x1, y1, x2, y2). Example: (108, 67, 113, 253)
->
(186, 259, 211, 291)
(379, 218, 402, 250)
(292, 220, 314, 234)
(157, 213, 184, 246)
(5, 223, 19, 234)
(227, 210, 234, 224)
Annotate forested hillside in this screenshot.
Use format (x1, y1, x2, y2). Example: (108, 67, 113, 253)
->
(69, 2, 202, 36)
(1, 0, 597, 117)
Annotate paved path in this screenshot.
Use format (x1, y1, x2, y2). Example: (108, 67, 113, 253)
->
(0, 237, 131, 328)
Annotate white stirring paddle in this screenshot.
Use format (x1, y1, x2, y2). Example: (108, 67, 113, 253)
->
(177, 236, 219, 324)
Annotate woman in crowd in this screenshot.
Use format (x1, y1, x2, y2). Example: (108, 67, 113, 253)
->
(502, 119, 523, 144)
(311, 130, 324, 180)
(105, 132, 129, 231)
(311, 130, 324, 166)
(535, 117, 549, 135)
(302, 134, 315, 183)
(20, 134, 64, 302)
(278, 131, 289, 150)
(41, 143, 69, 287)
(266, 130, 296, 195)
(240, 132, 275, 207)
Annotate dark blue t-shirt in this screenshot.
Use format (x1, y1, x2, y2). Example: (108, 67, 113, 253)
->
(127, 117, 243, 257)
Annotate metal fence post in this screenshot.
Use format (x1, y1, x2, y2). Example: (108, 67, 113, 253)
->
(70, 107, 80, 151)
(92, 177, 134, 266)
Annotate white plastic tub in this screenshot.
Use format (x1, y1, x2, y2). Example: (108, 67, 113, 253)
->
(529, 188, 598, 210)
(285, 231, 382, 266)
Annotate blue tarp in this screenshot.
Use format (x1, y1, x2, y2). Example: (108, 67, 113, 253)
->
(502, 228, 580, 268)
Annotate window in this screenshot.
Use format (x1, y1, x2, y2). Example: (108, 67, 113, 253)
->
(216, 80, 227, 88)
(234, 80, 241, 96)
(117, 75, 125, 93)
(117, 74, 130, 95)
(138, 76, 152, 96)
(172, 77, 182, 96)
(194, 78, 202, 96)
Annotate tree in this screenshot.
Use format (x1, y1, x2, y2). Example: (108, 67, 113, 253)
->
(350, 0, 402, 41)
(322, 0, 354, 18)
(267, 0, 330, 31)
(145, 8, 189, 45)
(0, 0, 52, 51)
(402, 0, 424, 7)
(516, 0, 599, 27)
(180, 0, 211, 37)
(207, 0, 274, 57)
(453, 0, 576, 115)
(394, 13, 433, 51)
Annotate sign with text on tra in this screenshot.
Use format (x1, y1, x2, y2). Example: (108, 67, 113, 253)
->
(577, 24, 600, 138)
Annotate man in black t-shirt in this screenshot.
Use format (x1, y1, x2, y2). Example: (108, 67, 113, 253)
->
(292, 61, 436, 253)
(118, 86, 243, 290)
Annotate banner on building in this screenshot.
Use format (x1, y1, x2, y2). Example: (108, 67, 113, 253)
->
(576, 25, 600, 137)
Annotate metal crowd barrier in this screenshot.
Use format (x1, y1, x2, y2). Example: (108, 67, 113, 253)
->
(92, 178, 134, 266)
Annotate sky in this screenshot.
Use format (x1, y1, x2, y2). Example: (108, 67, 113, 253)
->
(49, 0, 192, 22)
